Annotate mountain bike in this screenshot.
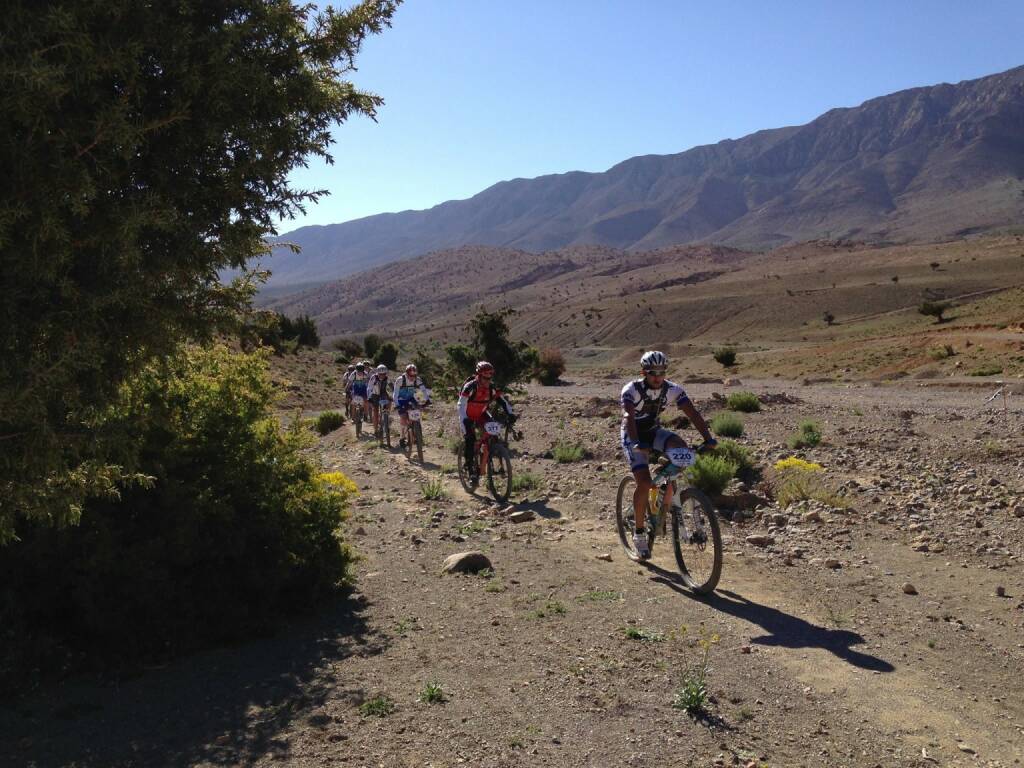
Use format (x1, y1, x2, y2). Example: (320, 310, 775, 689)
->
(614, 444, 723, 594)
(375, 399, 392, 448)
(400, 400, 428, 463)
(457, 417, 519, 503)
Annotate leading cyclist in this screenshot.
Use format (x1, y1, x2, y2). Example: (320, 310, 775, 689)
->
(621, 350, 716, 559)
(458, 361, 516, 480)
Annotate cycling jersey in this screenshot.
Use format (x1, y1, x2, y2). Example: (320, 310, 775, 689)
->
(393, 374, 430, 410)
(349, 371, 370, 398)
(619, 378, 690, 442)
(367, 373, 391, 401)
(458, 376, 513, 428)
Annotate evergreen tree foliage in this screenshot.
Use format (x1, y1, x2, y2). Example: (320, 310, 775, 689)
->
(363, 334, 384, 358)
(374, 341, 399, 370)
(0, 0, 399, 542)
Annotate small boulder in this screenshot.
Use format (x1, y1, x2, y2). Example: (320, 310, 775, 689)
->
(902, 582, 918, 595)
(745, 534, 774, 548)
(824, 558, 842, 569)
(509, 510, 535, 523)
(595, 553, 613, 562)
(442, 551, 492, 574)
(802, 510, 822, 524)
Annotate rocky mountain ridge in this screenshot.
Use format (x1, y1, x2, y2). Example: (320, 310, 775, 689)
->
(262, 65, 1024, 286)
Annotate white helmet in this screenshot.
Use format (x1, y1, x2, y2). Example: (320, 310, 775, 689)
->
(376, 364, 387, 374)
(640, 350, 668, 371)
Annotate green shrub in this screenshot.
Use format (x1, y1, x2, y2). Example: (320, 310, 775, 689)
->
(711, 440, 753, 475)
(418, 680, 445, 704)
(315, 410, 346, 435)
(536, 348, 566, 385)
(725, 391, 761, 412)
(710, 412, 744, 438)
(421, 475, 447, 500)
(552, 440, 586, 463)
(786, 419, 822, 448)
(332, 338, 363, 359)
(363, 334, 383, 358)
(918, 301, 948, 323)
(969, 365, 1003, 376)
(359, 696, 395, 718)
(374, 341, 399, 370)
(510, 472, 542, 493)
(713, 347, 737, 367)
(0, 347, 355, 687)
(928, 344, 955, 360)
(686, 454, 738, 495)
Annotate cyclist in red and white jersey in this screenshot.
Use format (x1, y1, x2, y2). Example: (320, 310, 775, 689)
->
(458, 361, 516, 478)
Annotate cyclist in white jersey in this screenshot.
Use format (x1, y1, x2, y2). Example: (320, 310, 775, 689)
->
(620, 350, 716, 559)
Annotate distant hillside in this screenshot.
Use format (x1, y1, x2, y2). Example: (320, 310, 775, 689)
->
(261, 66, 1024, 286)
(266, 236, 1024, 354)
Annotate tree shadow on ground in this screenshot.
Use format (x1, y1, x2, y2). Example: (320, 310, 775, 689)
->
(0, 593, 383, 768)
(642, 563, 894, 673)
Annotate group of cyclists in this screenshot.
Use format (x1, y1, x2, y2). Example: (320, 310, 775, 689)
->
(340, 350, 717, 560)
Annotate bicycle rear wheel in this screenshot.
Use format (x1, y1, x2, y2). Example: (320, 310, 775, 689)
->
(487, 444, 512, 503)
(615, 476, 654, 562)
(671, 488, 723, 594)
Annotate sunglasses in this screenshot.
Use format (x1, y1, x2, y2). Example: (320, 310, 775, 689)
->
(643, 369, 666, 376)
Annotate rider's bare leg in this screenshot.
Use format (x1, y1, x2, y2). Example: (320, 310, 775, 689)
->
(632, 464, 652, 531)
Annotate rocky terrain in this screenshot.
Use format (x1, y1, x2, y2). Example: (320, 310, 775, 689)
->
(5, 363, 1022, 767)
(258, 65, 1024, 286)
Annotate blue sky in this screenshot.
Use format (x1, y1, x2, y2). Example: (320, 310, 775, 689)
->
(281, 0, 1024, 233)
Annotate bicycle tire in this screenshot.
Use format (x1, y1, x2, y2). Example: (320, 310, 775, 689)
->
(382, 410, 390, 447)
(487, 444, 513, 503)
(615, 475, 654, 562)
(402, 422, 412, 458)
(671, 487, 723, 594)
(354, 406, 362, 438)
(456, 446, 478, 493)
(414, 421, 424, 463)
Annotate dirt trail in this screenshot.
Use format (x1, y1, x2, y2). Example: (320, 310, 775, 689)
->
(3, 378, 1022, 767)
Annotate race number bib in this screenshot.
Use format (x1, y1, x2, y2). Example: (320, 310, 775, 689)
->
(352, 396, 364, 406)
(407, 409, 421, 422)
(667, 446, 697, 468)
(483, 421, 502, 436)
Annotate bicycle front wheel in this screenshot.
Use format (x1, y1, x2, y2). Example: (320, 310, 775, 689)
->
(457, 446, 478, 493)
(671, 488, 723, 594)
(382, 410, 390, 447)
(615, 476, 653, 562)
(413, 421, 424, 462)
(487, 444, 513, 503)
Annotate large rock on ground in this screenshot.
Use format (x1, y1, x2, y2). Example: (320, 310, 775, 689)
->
(442, 551, 492, 574)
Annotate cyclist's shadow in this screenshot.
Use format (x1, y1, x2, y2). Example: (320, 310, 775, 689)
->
(643, 563, 894, 673)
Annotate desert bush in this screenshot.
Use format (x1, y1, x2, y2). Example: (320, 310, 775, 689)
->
(332, 338, 364, 360)
(710, 412, 744, 438)
(918, 301, 949, 323)
(363, 334, 383, 358)
(0, 347, 355, 686)
(969, 365, 1003, 376)
(823, 311, 835, 326)
(928, 344, 955, 360)
(771, 457, 848, 508)
(713, 347, 737, 367)
(725, 391, 761, 412)
(536, 348, 567, 385)
(671, 625, 720, 717)
(552, 440, 586, 463)
(686, 455, 737, 496)
(279, 313, 320, 349)
(711, 440, 754, 475)
(786, 419, 822, 448)
(374, 342, 399, 370)
(421, 475, 447, 501)
(510, 472, 542, 493)
(315, 410, 346, 435)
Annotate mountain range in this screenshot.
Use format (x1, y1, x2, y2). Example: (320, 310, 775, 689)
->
(263, 65, 1024, 288)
